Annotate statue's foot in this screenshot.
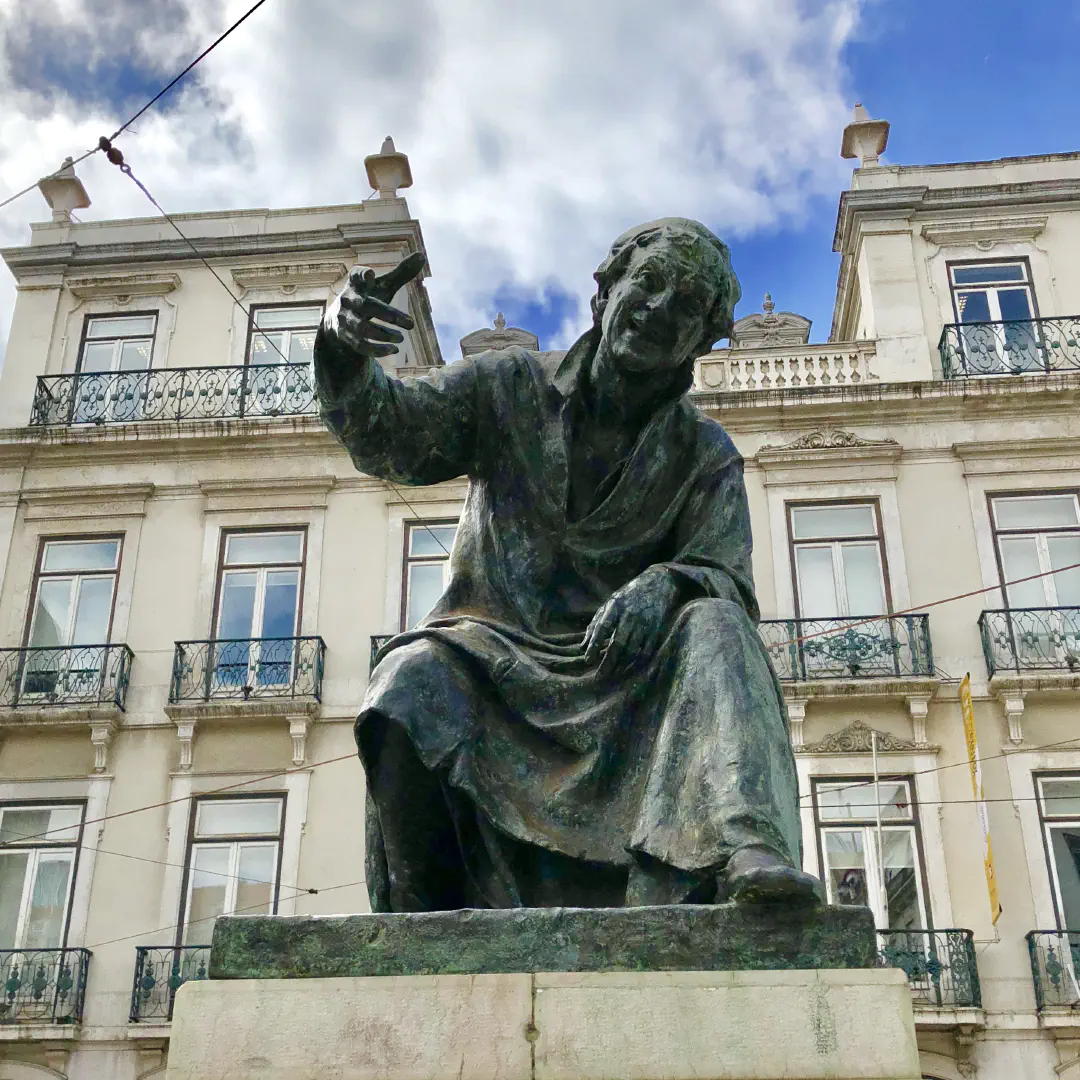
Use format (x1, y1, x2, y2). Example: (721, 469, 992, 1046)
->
(725, 846, 825, 906)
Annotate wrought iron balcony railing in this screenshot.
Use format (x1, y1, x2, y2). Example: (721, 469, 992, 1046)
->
(939, 316, 1080, 379)
(979, 607, 1080, 677)
(370, 634, 393, 671)
(1027, 930, 1080, 1010)
(0, 948, 91, 1024)
(29, 363, 317, 426)
(130, 945, 210, 1022)
(170, 636, 326, 703)
(878, 929, 981, 1010)
(0, 644, 134, 709)
(758, 615, 934, 681)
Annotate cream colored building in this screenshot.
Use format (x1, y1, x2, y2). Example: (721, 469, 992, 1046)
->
(0, 117, 1079, 1079)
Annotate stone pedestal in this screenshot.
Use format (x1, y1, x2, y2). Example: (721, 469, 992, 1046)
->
(165, 969, 920, 1080)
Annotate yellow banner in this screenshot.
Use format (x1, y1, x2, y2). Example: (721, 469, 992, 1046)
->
(960, 674, 1001, 925)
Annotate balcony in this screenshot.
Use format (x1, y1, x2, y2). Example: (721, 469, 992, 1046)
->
(939, 316, 1080, 379)
(370, 634, 393, 671)
(130, 945, 209, 1023)
(170, 637, 325, 703)
(1027, 930, 1080, 1011)
(0, 644, 133, 710)
(0, 948, 91, 1025)
(980, 607, 1080, 677)
(694, 340, 878, 394)
(878, 929, 981, 1011)
(29, 363, 317, 426)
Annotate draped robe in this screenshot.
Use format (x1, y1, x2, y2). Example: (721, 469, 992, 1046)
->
(314, 326, 801, 910)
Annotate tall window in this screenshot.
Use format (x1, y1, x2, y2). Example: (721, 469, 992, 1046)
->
(78, 314, 156, 374)
(788, 502, 888, 618)
(812, 777, 928, 930)
(247, 305, 322, 367)
(1036, 775, 1080, 929)
(180, 797, 283, 945)
(0, 803, 84, 949)
(24, 538, 121, 696)
(991, 494, 1080, 609)
(402, 521, 457, 630)
(949, 261, 1039, 373)
(213, 531, 305, 689)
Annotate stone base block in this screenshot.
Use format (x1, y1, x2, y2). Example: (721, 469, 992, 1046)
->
(165, 968, 920, 1080)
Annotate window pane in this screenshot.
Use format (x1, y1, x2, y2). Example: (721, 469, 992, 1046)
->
(195, 799, 282, 838)
(225, 533, 303, 566)
(409, 525, 457, 558)
(235, 845, 276, 914)
(840, 543, 886, 616)
(823, 830, 869, 907)
(952, 264, 1025, 285)
(882, 830, 921, 930)
(0, 806, 81, 846)
(956, 291, 992, 323)
(795, 546, 839, 618)
(42, 540, 120, 572)
(994, 495, 1080, 530)
(790, 505, 876, 540)
(185, 846, 229, 944)
(119, 338, 153, 370)
(0, 853, 29, 949)
(23, 854, 73, 949)
(997, 288, 1033, 322)
(30, 580, 73, 647)
(999, 537, 1050, 608)
(80, 340, 116, 373)
(86, 315, 157, 338)
(288, 329, 317, 366)
(817, 781, 912, 822)
(249, 331, 285, 365)
(71, 577, 114, 644)
(260, 571, 299, 638)
(218, 571, 257, 639)
(406, 562, 446, 629)
(254, 306, 322, 330)
(1041, 778, 1080, 818)
(1048, 536, 1080, 607)
(1049, 825, 1080, 929)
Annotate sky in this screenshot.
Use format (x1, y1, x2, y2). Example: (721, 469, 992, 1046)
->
(0, 0, 1078, 366)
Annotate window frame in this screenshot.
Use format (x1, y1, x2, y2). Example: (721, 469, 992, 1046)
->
(947, 257, 1040, 325)
(987, 489, 1080, 609)
(1033, 771, 1080, 931)
(174, 792, 287, 947)
(810, 774, 933, 930)
(22, 534, 124, 649)
(243, 302, 325, 368)
(785, 498, 893, 619)
(75, 311, 159, 374)
(0, 799, 87, 951)
(399, 518, 458, 632)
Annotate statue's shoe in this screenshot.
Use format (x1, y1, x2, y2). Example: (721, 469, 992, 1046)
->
(725, 847, 826, 907)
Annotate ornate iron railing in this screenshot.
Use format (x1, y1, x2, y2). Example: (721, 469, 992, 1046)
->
(878, 929, 980, 1009)
(30, 363, 317, 426)
(0, 644, 134, 709)
(939, 316, 1080, 379)
(758, 615, 934, 681)
(979, 607, 1080, 676)
(170, 636, 325, 702)
(0, 948, 91, 1024)
(1027, 930, 1080, 1010)
(370, 634, 393, 671)
(130, 945, 210, 1022)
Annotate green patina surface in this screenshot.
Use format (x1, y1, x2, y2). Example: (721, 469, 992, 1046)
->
(209, 903, 877, 979)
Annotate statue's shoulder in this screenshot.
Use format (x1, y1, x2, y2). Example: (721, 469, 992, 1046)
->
(467, 346, 564, 389)
(681, 400, 742, 464)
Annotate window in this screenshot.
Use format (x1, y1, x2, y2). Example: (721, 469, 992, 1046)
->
(949, 261, 1039, 373)
(247, 306, 322, 367)
(0, 803, 84, 949)
(180, 797, 283, 945)
(23, 538, 121, 697)
(78, 314, 157, 374)
(991, 494, 1080, 609)
(1035, 775, 1080, 929)
(213, 531, 305, 689)
(402, 521, 458, 630)
(812, 777, 928, 930)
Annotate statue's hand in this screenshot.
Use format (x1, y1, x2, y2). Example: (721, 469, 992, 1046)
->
(323, 251, 427, 360)
(583, 567, 682, 675)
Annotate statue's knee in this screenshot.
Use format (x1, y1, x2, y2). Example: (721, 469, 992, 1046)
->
(679, 596, 750, 635)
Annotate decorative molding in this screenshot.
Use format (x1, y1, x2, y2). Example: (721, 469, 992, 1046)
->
(199, 476, 335, 513)
(798, 718, 926, 755)
(89, 723, 114, 773)
(953, 437, 1080, 476)
(759, 429, 900, 454)
(66, 272, 180, 300)
(921, 214, 1048, 250)
(21, 482, 154, 520)
(289, 716, 311, 766)
(732, 294, 811, 348)
(230, 263, 348, 290)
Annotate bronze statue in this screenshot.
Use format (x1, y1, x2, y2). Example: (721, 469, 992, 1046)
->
(314, 218, 823, 911)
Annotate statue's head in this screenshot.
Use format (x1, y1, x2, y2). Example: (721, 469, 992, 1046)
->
(591, 218, 740, 374)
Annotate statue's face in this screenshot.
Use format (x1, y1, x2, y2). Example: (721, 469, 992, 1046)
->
(599, 237, 722, 374)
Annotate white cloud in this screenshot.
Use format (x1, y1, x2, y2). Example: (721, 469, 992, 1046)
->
(0, 0, 859, 364)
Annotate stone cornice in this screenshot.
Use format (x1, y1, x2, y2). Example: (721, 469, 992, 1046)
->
(230, 263, 348, 290)
(66, 272, 181, 300)
(953, 437, 1080, 476)
(21, 482, 154, 520)
(199, 475, 336, 513)
(920, 214, 1047, 250)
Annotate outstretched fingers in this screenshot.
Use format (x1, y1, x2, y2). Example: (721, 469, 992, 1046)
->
(339, 291, 415, 330)
(372, 251, 427, 302)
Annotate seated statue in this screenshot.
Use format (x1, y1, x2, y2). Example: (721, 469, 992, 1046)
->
(314, 218, 823, 912)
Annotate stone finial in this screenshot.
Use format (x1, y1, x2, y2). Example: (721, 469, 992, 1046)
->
(731, 294, 811, 348)
(38, 157, 91, 223)
(494, 312, 506, 331)
(460, 315, 539, 359)
(762, 293, 774, 316)
(840, 102, 890, 168)
(364, 135, 414, 198)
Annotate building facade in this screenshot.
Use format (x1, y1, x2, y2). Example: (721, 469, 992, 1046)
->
(0, 122, 1078, 1079)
